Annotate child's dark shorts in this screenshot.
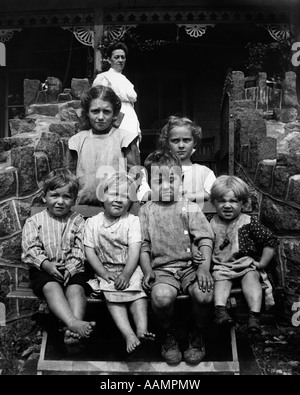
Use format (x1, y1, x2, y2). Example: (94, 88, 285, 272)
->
(151, 265, 198, 294)
(29, 267, 93, 297)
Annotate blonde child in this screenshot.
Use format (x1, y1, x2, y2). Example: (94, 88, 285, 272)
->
(21, 169, 95, 352)
(84, 172, 154, 353)
(195, 175, 278, 334)
(157, 115, 216, 205)
(139, 149, 214, 366)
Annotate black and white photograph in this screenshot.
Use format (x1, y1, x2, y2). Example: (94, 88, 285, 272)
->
(0, 0, 299, 380)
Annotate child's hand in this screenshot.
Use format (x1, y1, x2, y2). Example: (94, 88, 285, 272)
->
(143, 271, 156, 292)
(196, 266, 214, 293)
(114, 272, 130, 290)
(193, 249, 205, 265)
(41, 260, 64, 282)
(102, 270, 118, 284)
(63, 269, 71, 286)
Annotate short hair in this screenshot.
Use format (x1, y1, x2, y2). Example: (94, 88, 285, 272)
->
(144, 149, 181, 173)
(43, 168, 79, 200)
(144, 148, 182, 184)
(96, 172, 138, 203)
(107, 42, 129, 58)
(210, 175, 250, 204)
(157, 115, 202, 150)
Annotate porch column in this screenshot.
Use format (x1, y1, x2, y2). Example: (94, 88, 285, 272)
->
(94, 8, 104, 77)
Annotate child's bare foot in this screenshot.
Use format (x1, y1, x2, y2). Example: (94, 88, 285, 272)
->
(68, 319, 96, 338)
(137, 330, 156, 342)
(125, 334, 141, 353)
(64, 329, 81, 345)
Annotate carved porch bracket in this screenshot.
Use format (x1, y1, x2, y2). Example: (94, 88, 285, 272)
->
(0, 29, 22, 42)
(259, 24, 291, 42)
(178, 24, 215, 38)
(62, 25, 137, 47)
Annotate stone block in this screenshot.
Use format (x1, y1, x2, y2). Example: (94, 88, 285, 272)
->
(23, 79, 41, 108)
(286, 174, 300, 205)
(271, 165, 291, 199)
(237, 110, 266, 145)
(231, 71, 245, 100)
(255, 159, 276, 193)
(0, 201, 19, 237)
(59, 107, 80, 124)
(258, 137, 277, 161)
(0, 233, 22, 262)
(28, 103, 61, 117)
(10, 146, 37, 196)
(9, 118, 36, 136)
(71, 78, 90, 99)
(49, 122, 77, 137)
(233, 99, 255, 113)
(273, 108, 298, 123)
(34, 152, 50, 186)
(35, 131, 63, 170)
(0, 166, 17, 200)
(284, 122, 300, 134)
(282, 71, 299, 108)
(282, 239, 300, 279)
(0, 268, 12, 300)
(14, 198, 33, 228)
(260, 195, 300, 233)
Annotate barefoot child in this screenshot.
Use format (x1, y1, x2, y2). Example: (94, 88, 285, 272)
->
(84, 172, 154, 353)
(139, 149, 214, 366)
(195, 175, 278, 334)
(21, 169, 95, 351)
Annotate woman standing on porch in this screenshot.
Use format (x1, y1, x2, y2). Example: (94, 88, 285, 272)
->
(92, 42, 142, 143)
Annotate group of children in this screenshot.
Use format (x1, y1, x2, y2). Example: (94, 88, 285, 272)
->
(21, 78, 278, 366)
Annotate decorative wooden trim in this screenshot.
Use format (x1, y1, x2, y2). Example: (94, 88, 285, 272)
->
(62, 25, 136, 47)
(0, 28, 22, 42)
(0, 8, 289, 29)
(178, 24, 215, 38)
(260, 24, 291, 42)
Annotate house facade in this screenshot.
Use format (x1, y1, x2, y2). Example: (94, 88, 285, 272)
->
(0, 0, 299, 162)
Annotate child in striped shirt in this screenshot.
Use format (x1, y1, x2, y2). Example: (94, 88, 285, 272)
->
(21, 169, 95, 352)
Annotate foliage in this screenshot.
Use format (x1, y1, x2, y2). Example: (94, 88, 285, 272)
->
(0, 318, 41, 375)
(244, 39, 293, 79)
(99, 30, 173, 70)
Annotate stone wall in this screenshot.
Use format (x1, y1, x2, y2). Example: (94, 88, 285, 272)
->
(0, 77, 90, 322)
(228, 71, 300, 319)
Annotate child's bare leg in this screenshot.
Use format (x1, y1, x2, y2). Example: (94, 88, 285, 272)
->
(65, 284, 96, 336)
(129, 297, 155, 341)
(43, 282, 95, 342)
(106, 301, 140, 353)
(151, 284, 177, 330)
(188, 282, 213, 329)
(214, 280, 232, 306)
(241, 271, 262, 312)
